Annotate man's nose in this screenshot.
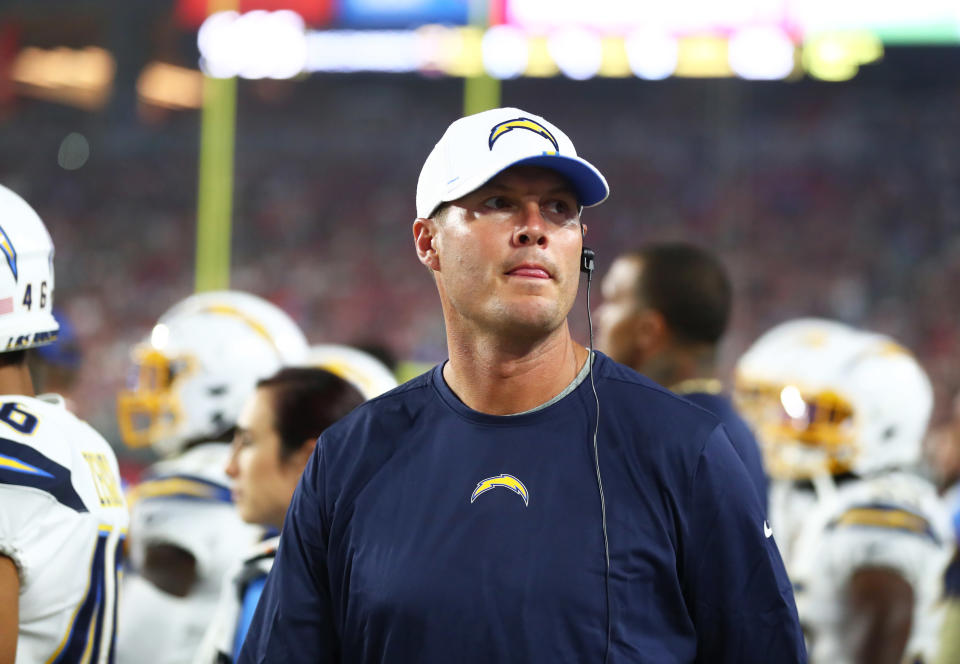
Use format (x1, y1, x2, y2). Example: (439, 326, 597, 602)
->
(513, 202, 548, 247)
(224, 444, 239, 478)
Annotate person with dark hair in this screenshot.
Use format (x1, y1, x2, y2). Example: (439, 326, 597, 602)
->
(596, 243, 768, 508)
(239, 108, 803, 664)
(194, 367, 364, 664)
(227, 367, 365, 529)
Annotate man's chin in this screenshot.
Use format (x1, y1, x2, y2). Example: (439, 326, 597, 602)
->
(489, 301, 568, 337)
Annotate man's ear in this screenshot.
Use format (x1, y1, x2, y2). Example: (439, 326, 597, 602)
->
(635, 308, 668, 353)
(413, 217, 440, 271)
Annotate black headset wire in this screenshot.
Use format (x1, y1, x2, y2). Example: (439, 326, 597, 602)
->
(582, 246, 612, 664)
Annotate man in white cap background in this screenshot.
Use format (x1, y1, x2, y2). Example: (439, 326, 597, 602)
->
(238, 108, 805, 663)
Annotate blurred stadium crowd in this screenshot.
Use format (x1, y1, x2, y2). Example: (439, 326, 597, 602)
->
(2, 71, 958, 454)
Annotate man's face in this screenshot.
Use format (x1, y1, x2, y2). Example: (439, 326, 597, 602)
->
(422, 166, 584, 340)
(596, 256, 645, 366)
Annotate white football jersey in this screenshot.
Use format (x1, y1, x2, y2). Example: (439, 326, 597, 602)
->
(116, 443, 262, 664)
(0, 393, 128, 664)
(782, 472, 953, 663)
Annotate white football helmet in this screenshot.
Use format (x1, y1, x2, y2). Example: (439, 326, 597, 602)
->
(117, 291, 309, 457)
(308, 344, 398, 400)
(734, 318, 932, 480)
(0, 185, 59, 352)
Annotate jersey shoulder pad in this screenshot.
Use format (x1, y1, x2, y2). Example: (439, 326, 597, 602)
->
(826, 473, 950, 546)
(129, 444, 234, 508)
(0, 395, 89, 511)
(127, 472, 232, 508)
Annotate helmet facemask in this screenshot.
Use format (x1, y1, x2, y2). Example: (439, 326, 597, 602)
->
(735, 318, 931, 482)
(117, 345, 197, 453)
(735, 379, 858, 480)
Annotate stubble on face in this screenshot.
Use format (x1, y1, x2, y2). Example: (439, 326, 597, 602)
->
(431, 167, 583, 343)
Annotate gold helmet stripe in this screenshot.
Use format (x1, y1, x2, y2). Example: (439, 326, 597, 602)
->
(201, 304, 281, 357)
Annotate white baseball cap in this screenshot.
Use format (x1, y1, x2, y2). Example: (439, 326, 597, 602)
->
(416, 107, 609, 219)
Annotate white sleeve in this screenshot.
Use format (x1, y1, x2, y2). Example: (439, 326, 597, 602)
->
(0, 486, 58, 585)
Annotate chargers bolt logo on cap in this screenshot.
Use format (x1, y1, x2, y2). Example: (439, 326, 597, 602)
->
(488, 118, 560, 152)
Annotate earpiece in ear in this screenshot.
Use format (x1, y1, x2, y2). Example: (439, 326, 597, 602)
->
(581, 247, 596, 274)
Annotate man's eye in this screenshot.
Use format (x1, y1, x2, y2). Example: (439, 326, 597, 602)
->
(483, 196, 509, 210)
(544, 199, 578, 220)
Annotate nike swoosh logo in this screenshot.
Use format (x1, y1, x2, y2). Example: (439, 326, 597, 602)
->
(764, 520, 773, 538)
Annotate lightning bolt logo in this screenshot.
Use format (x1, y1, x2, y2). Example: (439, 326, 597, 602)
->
(0, 225, 17, 282)
(488, 118, 559, 152)
(470, 473, 529, 506)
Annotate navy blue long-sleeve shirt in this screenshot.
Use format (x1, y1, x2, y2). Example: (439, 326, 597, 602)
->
(681, 391, 769, 513)
(240, 353, 804, 663)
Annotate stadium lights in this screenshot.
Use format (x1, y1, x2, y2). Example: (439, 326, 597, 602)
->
(548, 28, 603, 80)
(728, 26, 797, 80)
(523, 36, 560, 77)
(198, 10, 308, 79)
(137, 62, 204, 109)
(305, 30, 419, 73)
(599, 37, 632, 77)
(10, 46, 115, 110)
(435, 26, 486, 78)
(482, 26, 528, 79)
(675, 35, 733, 77)
(802, 31, 883, 81)
(624, 30, 679, 80)
(187, 12, 887, 83)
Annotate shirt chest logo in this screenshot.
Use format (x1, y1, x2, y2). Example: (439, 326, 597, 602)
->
(470, 473, 529, 507)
